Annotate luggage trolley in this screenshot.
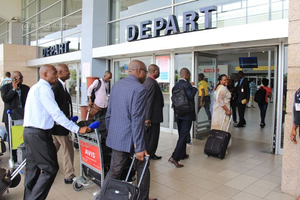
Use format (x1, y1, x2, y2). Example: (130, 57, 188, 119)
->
(0, 110, 27, 197)
(72, 121, 104, 195)
(7, 110, 26, 169)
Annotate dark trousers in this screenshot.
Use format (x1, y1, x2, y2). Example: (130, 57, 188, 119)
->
(5, 123, 17, 161)
(23, 127, 59, 200)
(94, 107, 107, 120)
(237, 103, 246, 125)
(258, 102, 268, 124)
(104, 149, 150, 200)
(198, 96, 211, 120)
(230, 99, 237, 122)
(145, 123, 160, 157)
(172, 119, 192, 161)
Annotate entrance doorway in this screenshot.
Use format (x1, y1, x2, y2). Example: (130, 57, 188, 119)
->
(194, 52, 217, 139)
(193, 45, 285, 155)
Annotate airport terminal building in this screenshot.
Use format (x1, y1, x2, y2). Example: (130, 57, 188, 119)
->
(0, 0, 299, 196)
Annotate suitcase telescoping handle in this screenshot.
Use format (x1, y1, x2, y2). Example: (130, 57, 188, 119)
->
(125, 154, 149, 188)
(220, 114, 232, 132)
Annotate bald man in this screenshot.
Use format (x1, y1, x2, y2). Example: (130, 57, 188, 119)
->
(102, 60, 154, 200)
(51, 64, 76, 184)
(23, 64, 90, 200)
(1, 71, 29, 161)
(169, 68, 197, 168)
(144, 64, 164, 160)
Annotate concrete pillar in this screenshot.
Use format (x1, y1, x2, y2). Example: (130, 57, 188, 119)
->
(282, 0, 300, 197)
(80, 0, 108, 105)
(8, 22, 22, 45)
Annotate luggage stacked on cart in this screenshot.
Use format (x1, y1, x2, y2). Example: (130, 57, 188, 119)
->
(72, 116, 135, 193)
(204, 115, 232, 159)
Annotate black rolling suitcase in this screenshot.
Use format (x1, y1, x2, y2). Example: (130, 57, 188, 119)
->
(98, 154, 149, 200)
(204, 115, 232, 159)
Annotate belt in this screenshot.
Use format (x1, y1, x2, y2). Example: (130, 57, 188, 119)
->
(25, 126, 51, 131)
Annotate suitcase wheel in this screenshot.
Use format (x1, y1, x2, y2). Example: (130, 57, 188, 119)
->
(73, 181, 84, 191)
(10, 173, 21, 188)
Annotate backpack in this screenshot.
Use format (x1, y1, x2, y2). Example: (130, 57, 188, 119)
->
(254, 86, 266, 103)
(171, 82, 194, 116)
(91, 79, 102, 103)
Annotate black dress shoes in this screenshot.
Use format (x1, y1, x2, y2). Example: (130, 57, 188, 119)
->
(235, 123, 244, 127)
(182, 154, 189, 160)
(64, 178, 73, 184)
(150, 155, 162, 160)
(168, 157, 184, 168)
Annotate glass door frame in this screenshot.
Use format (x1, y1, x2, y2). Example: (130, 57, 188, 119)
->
(275, 43, 287, 155)
(193, 52, 218, 138)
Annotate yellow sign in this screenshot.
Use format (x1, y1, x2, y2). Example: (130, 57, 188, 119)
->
(235, 66, 274, 71)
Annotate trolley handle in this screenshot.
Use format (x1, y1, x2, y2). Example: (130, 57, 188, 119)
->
(88, 121, 100, 129)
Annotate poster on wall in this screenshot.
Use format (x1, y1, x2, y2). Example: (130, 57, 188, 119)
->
(155, 55, 170, 83)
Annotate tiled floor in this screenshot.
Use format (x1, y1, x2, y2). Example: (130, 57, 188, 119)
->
(0, 103, 297, 200)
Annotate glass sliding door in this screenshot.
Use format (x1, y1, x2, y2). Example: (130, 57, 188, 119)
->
(112, 59, 130, 84)
(155, 55, 171, 130)
(276, 44, 287, 155)
(66, 62, 81, 115)
(194, 52, 218, 138)
(173, 53, 193, 131)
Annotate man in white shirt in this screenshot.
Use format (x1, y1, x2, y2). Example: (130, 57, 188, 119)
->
(87, 71, 112, 118)
(23, 64, 90, 200)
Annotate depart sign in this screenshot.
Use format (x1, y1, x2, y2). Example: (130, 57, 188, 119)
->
(127, 6, 217, 42)
(42, 41, 70, 57)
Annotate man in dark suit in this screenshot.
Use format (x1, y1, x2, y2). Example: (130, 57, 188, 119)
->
(104, 60, 156, 200)
(51, 64, 75, 184)
(169, 68, 197, 168)
(144, 64, 164, 160)
(1, 71, 29, 161)
(235, 71, 250, 127)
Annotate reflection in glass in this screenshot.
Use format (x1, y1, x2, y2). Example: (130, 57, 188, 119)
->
(66, 63, 81, 114)
(63, 33, 81, 51)
(113, 60, 130, 84)
(156, 55, 171, 128)
(37, 21, 61, 44)
(64, 0, 82, 16)
(109, 0, 171, 21)
(23, 2, 36, 21)
(173, 53, 193, 130)
(39, 2, 61, 24)
(281, 45, 288, 149)
(248, 4, 269, 23)
(63, 11, 82, 35)
(40, 0, 59, 11)
(109, 8, 171, 45)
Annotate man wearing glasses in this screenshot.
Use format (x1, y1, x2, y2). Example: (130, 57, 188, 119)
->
(1, 71, 30, 161)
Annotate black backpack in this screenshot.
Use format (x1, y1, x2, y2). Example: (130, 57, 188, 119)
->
(171, 82, 194, 116)
(91, 79, 102, 103)
(254, 86, 266, 103)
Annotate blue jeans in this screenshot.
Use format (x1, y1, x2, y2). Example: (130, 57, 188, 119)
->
(258, 102, 268, 124)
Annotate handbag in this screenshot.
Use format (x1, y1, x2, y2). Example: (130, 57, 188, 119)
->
(87, 104, 101, 118)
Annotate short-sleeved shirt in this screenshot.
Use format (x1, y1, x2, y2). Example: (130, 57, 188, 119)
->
(198, 80, 209, 97)
(263, 86, 272, 103)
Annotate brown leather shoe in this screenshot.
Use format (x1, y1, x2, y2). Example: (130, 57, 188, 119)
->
(168, 157, 184, 168)
(183, 154, 189, 159)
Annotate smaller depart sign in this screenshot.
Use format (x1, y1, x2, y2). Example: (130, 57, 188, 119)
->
(42, 41, 70, 57)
